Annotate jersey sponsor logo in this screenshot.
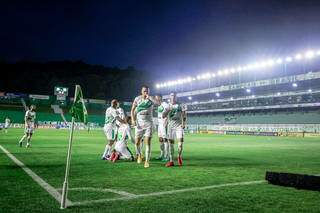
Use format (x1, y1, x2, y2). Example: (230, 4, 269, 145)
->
(169, 105, 182, 118)
(136, 99, 153, 113)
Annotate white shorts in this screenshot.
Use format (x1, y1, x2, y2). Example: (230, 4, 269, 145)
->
(158, 123, 167, 138)
(135, 120, 152, 138)
(103, 124, 117, 141)
(4, 124, 9, 129)
(167, 126, 184, 140)
(25, 124, 35, 134)
(115, 141, 133, 159)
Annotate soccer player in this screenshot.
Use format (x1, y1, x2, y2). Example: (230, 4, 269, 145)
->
(4, 117, 11, 133)
(131, 85, 159, 168)
(116, 102, 126, 125)
(162, 92, 187, 167)
(155, 94, 169, 161)
(110, 116, 135, 162)
(101, 99, 125, 160)
(18, 105, 36, 148)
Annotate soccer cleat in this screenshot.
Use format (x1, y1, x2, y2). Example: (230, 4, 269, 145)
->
(137, 155, 142, 164)
(178, 156, 183, 166)
(109, 152, 116, 161)
(144, 161, 150, 168)
(112, 153, 119, 163)
(26, 143, 30, 148)
(155, 156, 163, 160)
(161, 158, 169, 162)
(19, 141, 22, 147)
(165, 161, 174, 167)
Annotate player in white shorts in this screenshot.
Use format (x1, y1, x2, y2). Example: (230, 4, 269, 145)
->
(162, 92, 187, 167)
(4, 117, 11, 133)
(131, 85, 159, 168)
(155, 94, 169, 161)
(18, 105, 37, 148)
(110, 116, 135, 162)
(101, 99, 125, 160)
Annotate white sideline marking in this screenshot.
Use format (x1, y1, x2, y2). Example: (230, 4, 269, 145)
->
(71, 180, 266, 206)
(0, 145, 73, 206)
(57, 187, 137, 197)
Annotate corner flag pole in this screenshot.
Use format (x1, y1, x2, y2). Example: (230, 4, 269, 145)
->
(60, 86, 78, 209)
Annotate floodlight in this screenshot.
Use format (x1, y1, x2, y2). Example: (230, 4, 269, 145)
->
(196, 75, 201, 80)
(292, 83, 298, 87)
(276, 58, 283, 64)
(253, 63, 260, 69)
(188, 96, 192, 100)
(237, 66, 242, 71)
(211, 73, 216, 77)
(230, 97, 234, 100)
(156, 84, 160, 88)
(215, 92, 220, 97)
(305, 50, 315, 58)
(277, 92, 281, 96)
(267, 59, 275, 66)
(285, 57, 292, 62)
(308, 89, 312, 93)
(230, 68, 235, 73)
(246, 88, 251, 93)
(295, 54, 302, 60)
(217, 70, 223, 76)
(251, 95, 255, 98)
(317, 50, 320, 55)
(223, 69, 229, 75)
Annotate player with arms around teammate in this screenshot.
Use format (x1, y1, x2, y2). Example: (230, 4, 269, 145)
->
(18, 105, 36, 148)
(101, 99, 125, 160)
(162, 92, 187, 167)
(4, 117, 11, 133)
(155, 94, 169, 161)
(131, 85, 159, 168)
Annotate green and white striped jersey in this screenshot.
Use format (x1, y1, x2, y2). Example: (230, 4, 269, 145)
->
(25, 110, 36, 122)
(157, 101, 169, 124)
(133, 96, 157, 123)
(168, 102, 187, 128)
(105, 106, 118, 126)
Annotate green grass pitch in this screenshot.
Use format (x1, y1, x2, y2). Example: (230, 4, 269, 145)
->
(1, 128, 320, 212)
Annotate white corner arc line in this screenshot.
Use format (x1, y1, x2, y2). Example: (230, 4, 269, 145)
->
(0, 145, 73, 206)
(71, 180, 266, 206)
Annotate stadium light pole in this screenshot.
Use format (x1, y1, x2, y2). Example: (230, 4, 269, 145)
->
(60, 86, 78, 209)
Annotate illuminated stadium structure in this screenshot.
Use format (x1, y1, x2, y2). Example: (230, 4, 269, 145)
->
(156, 48, 320, 134)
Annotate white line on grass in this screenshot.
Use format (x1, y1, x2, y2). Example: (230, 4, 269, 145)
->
(0, 145, 73, 206)
(57, 187, 137, 197)
(71, 180, 266, 207)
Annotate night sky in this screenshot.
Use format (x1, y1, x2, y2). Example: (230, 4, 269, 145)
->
(1, 0, 320, 77)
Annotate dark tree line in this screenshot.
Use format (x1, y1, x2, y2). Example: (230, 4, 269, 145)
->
(0, 61, 155, 101)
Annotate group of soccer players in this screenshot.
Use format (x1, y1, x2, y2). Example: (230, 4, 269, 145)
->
(11, 85, 187, 168)
(102, 85, 187, 168)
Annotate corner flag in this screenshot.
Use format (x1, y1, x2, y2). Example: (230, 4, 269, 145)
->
(69, 85, 88, 124)
(61, 85, 88, 209)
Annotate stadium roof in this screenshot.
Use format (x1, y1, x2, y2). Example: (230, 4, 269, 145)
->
(156, 49, 320, 89)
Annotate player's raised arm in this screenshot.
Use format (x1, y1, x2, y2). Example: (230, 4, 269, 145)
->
(148, 95, 160, 106)
(130, 98, 138, 126)
(181, 106, 187, 129)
